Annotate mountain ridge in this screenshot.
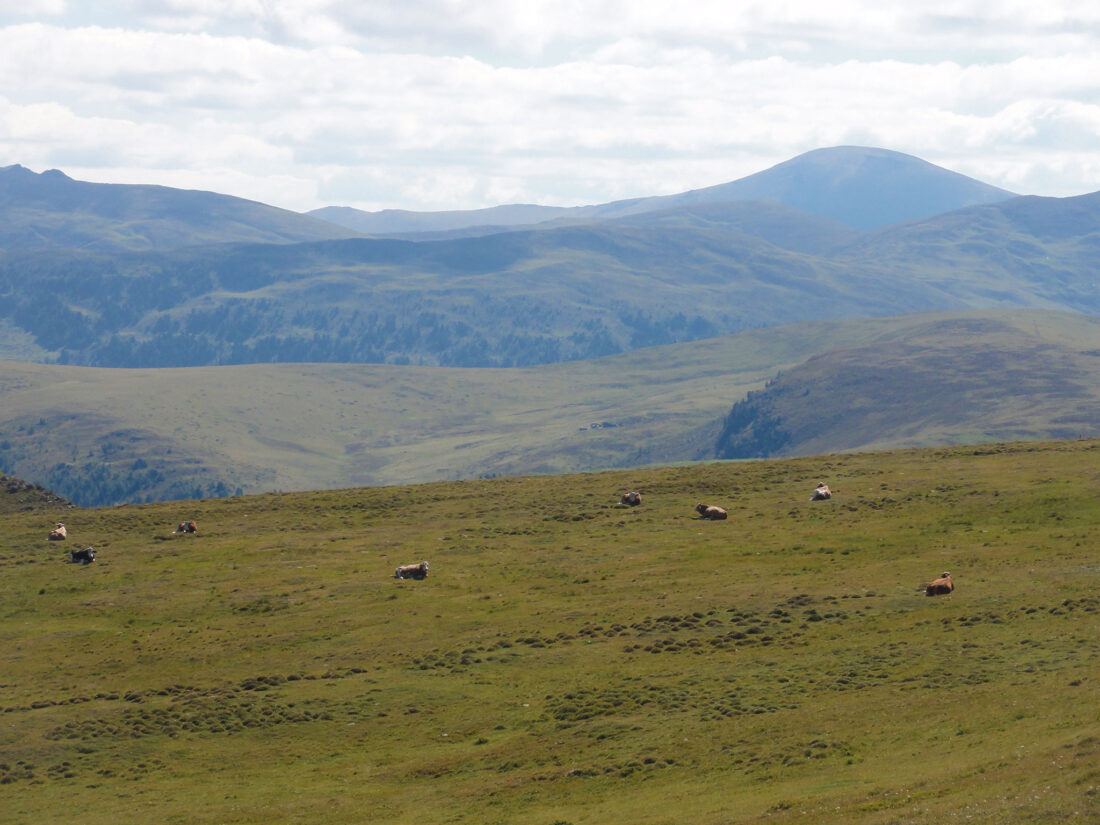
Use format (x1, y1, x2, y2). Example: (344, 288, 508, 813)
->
(308, 146, 1018, 235)
(0, 163, 360, 251)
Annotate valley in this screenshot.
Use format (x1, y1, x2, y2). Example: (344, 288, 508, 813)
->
(2, 309, 1099, 506)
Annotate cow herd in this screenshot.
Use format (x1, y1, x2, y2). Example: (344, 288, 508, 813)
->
(46, 519, 198, 565)
(620, 483, 955, 597)
(44, 479, 956, 596)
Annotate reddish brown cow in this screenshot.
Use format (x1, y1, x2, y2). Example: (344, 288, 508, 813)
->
(695, 503, 728, 520)
(621, 491, 642, 507)
(926, 572, 954, 596)
(48, 523, 67, 541)
(174, 520, 198, 534)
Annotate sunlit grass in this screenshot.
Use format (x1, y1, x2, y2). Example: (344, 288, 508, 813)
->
(2, 439, 1098, 824)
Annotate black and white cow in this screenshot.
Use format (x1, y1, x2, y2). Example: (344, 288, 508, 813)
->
(394, 561, 429, 580)
(70, 547, 96, 564)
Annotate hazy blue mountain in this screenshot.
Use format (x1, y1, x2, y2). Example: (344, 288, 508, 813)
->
(599, 200, 863, 255)
(0, 164, 360, 251)
(311, 146, 1018, 236)
(637, 146, 1016, 230)
(836, 190, 1100, 309)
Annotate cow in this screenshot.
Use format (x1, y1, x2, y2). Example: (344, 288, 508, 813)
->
(621, 491, 642, 507)
(47, 523, 67, 541)
(395, 561, 429, 580)
(70, 547, 95, 564)
(695, 503, 728, 520)
(926, 572, 954, 596)
(810, 483, 832, 501)
(174, 520, 198, 534)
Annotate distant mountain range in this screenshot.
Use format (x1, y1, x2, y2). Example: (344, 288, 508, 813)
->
(1, 146, 1097, 505)
(309, 147, 1016, 235)
(0, 146, 1093, 369)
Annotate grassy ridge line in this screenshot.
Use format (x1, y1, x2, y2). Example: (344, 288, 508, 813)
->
(0, 473, 72, 514)
(2, 308, 1096, 508)
(1, 439, 1098, 824)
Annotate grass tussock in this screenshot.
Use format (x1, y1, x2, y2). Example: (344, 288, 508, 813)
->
(1, 439, 1098, 824)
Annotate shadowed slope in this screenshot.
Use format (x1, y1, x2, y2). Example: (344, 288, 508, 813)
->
(716, 313, 1100, 459)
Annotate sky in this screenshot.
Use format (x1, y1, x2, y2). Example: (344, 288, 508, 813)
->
(1, 1, 1099, 214)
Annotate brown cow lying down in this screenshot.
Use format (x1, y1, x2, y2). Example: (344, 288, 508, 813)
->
(395, 561, 429, 580)
(174, 520, 198, 534)
(695, 503, 728, 520)
(621, 491, 642, 507)
(810, 483, 832, 501)
(48, 523, 67, 541)
(926, 572, 954, 596)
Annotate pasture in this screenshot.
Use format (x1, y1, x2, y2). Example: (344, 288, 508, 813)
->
(1, 440, 1098, 824)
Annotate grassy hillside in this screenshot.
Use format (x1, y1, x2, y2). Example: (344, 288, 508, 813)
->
(2, 309, 1098, 507)
(716, 312, 1100, 459)
(1, 439, 1097, 825)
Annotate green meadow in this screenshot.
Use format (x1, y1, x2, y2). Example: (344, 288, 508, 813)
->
(1, 439, 1098, 824)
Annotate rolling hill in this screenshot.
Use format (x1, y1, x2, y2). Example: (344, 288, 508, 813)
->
(1, 309, 1098, 507)
(715, 312, 1100, 460)
(2, 440, 1098, 824)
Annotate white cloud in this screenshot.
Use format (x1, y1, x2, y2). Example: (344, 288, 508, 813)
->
(1, 4, 1099, 211)
(0, 0, 64, 16)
